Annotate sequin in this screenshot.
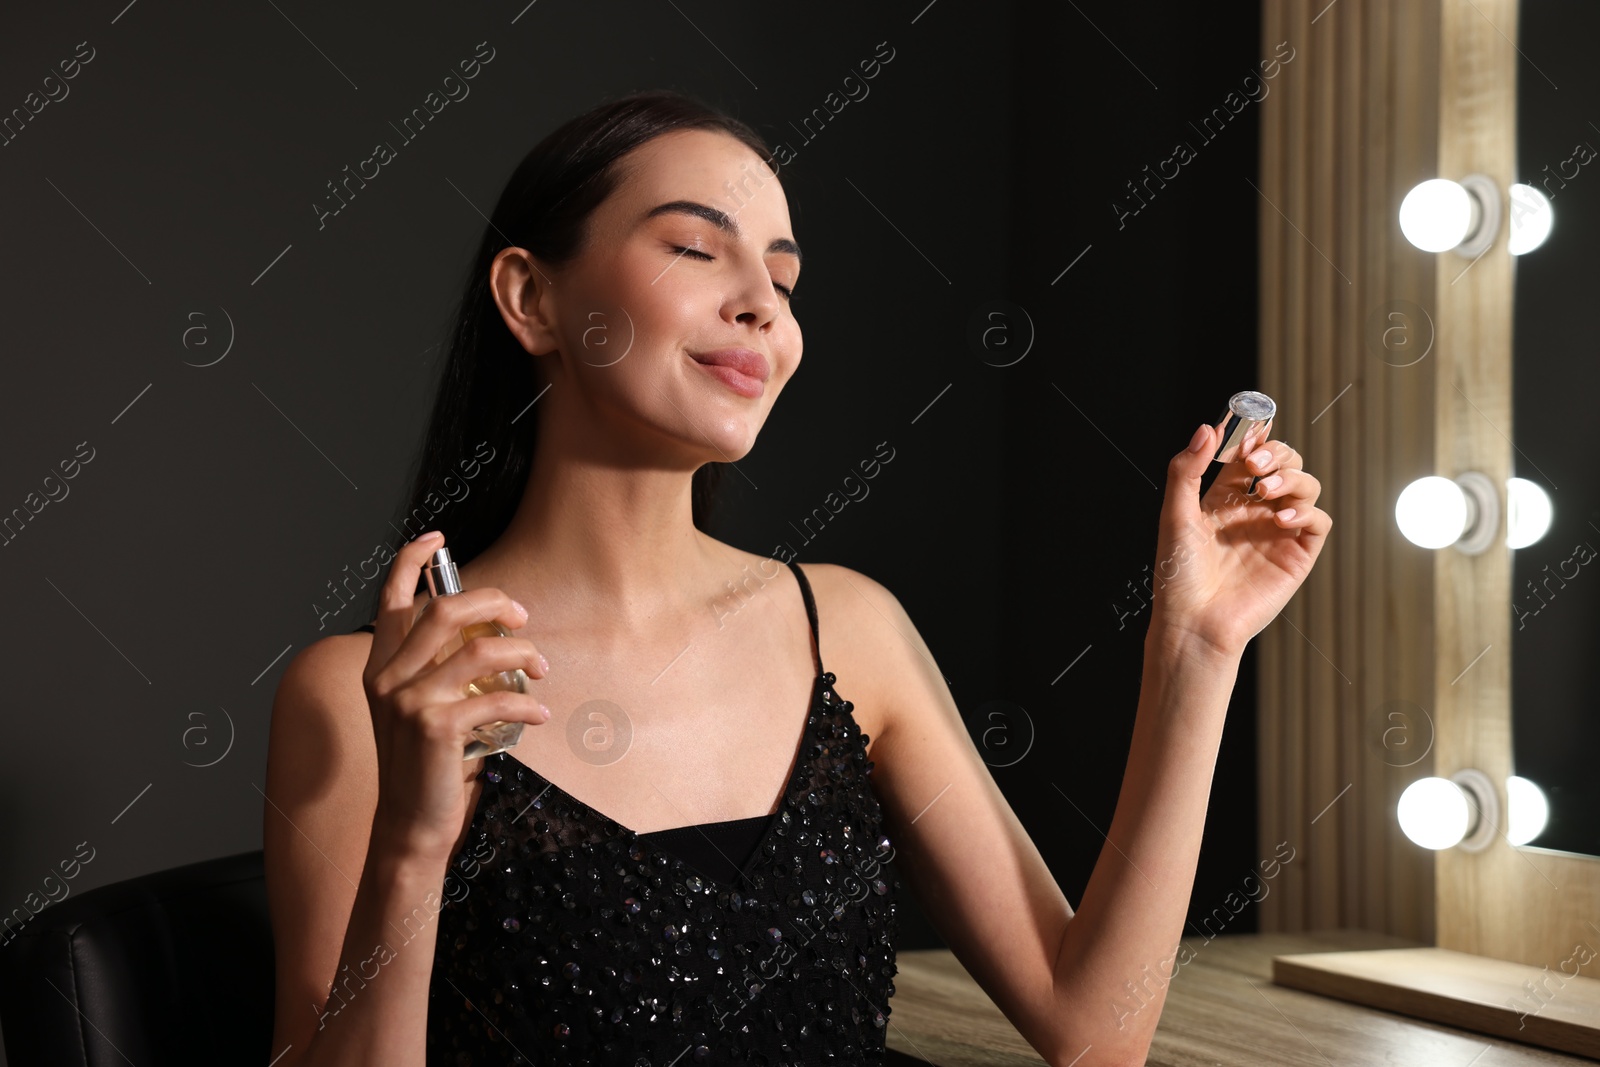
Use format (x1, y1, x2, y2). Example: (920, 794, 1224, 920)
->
(424, 561, 901, 1064)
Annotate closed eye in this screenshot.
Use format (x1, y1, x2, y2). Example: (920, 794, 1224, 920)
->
(670, 246, 796, 301)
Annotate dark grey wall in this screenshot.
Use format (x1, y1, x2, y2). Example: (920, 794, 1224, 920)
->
(993, 1, 1268, 950)
(0, 2, 1263, 1058)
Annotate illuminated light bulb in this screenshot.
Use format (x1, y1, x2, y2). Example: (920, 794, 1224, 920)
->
(1506, 775, 1550, 846)
(1395, 476, 1468, 549)
(1397, 776, 1471, 850)
(1507, 183, 1554, 254)
(1506, 477, 1554, 549)
(1399, 179, 1475, 252)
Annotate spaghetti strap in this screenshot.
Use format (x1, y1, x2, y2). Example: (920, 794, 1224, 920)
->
(786, 560, 823, 676)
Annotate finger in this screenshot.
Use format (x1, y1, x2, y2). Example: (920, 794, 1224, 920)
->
(1164, 419, 1226, 533)
(369, 531, 445, 678)
(394, 586, 532, 688)
(1272, 503, 1333, 550)
(1250, 467, 1321, 508)
(440, 690, 552, 736)
(1246, 440, 1302, 476)
(431, 636, 549, 697)
(1233, 421, 1273, 463)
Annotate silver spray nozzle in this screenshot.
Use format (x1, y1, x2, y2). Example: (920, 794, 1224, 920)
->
(424, 546, 464, 598)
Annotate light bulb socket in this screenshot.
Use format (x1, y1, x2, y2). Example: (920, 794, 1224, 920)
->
(1453, 174, 1501, 259)
(1453, 471, 1499, 554)
(1451, 768, 1500, 852)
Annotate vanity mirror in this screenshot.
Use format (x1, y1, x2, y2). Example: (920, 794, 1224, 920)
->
(1506, 0, 1600, 863)
(1243, 0, 1600, 1058)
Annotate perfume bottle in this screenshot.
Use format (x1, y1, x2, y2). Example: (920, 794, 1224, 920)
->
(423, 546, 530, 760)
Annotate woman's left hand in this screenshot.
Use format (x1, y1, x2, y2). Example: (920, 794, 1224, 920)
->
(1147, 417, 1332, 659)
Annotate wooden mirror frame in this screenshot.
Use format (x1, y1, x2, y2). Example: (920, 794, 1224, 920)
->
(1252, 0, 1600, 1056)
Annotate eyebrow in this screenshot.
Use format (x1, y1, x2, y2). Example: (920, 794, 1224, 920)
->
(643, 199, 802, 266)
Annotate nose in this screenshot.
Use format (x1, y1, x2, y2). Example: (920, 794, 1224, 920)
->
(728, 265, 781, 330)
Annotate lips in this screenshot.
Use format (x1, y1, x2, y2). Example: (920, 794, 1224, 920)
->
(688, 347, 771, 383)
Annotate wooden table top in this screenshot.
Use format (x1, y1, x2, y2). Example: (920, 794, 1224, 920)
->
(883, 929, 1597, 1066)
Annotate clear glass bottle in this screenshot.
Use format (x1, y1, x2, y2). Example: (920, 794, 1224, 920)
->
(423, 546, 530, 760)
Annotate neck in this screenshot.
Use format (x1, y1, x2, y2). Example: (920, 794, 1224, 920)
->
(468, 408, 729, 633)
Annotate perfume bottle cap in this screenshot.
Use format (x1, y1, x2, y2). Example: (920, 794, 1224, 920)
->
(424, 546, 464, 598)
(1213, 390, 1276, 464)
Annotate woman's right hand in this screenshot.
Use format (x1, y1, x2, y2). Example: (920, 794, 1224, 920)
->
(361, 530, 551, 863)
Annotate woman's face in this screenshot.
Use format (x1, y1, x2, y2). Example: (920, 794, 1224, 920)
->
(503, 127, 803, 466)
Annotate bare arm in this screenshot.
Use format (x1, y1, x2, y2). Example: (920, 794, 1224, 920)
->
(814, 573, 1240, 1067)
(262, 636, 456, 1067)
(828, 420, 1328, 1067)
(1048, 422, 1326, 1064)
(1045, 629, 1240, 1064)
(263, 531, 551, 1066)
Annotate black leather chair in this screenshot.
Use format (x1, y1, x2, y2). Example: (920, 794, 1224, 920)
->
(0, 849, 275, 1067)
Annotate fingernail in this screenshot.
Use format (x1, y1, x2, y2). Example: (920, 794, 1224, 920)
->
(539, 703, 551, 719)
(538, 652, 550, 672)
(1260, 474, 1283, 491)
(418, 530, 441, 542)
(1249, 449, 1272, 468)
(512, 599, 529, 619)
(1278, 507, 1297, 521)
(1187, 424, 1208, 453)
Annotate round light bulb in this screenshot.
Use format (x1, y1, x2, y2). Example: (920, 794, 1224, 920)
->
(1507, 183, 1554, 254)
(1395, 476, 1468, 549)
(1397, 776, 1471, 850)
(1506, 477, 1553, 549)
(1506, 775, 1549, 846)
(1399, 178, 1475, 252)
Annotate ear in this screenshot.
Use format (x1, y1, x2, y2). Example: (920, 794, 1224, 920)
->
(489, 247, 560, 357)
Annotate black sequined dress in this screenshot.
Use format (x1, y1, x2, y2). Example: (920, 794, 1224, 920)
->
(354, 560, 902, 1064)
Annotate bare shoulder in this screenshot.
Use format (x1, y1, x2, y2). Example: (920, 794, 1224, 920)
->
(788, 560, 902, 636)
(266, 629, 379, 803)
(282, 626, 374, 682)
(781, 560, 929, 746)
(264, 631, 380, 843)
(271, 629, 375, 731)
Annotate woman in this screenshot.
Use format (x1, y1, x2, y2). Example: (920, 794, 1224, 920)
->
(263, 89, 1329, 1066)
